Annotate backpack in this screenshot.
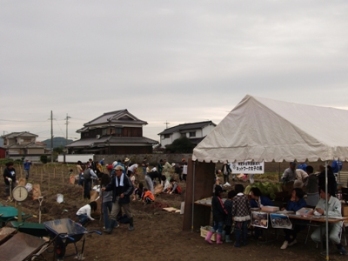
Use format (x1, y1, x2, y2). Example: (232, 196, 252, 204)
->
(84, 168, 91, 180)
(176, 185, 182, 194)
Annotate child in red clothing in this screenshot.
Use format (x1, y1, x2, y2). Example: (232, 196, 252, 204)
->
(143, 188, 155, 204)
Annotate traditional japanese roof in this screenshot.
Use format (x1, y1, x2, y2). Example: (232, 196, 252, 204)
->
(66, 136, 157, 148)
(77, 110, 147, 133)
(2, 131, 38, 138)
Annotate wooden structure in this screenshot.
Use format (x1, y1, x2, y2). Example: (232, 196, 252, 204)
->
(183, 159, 215, 231)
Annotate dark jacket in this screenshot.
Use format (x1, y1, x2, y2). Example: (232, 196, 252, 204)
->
(224, 199, 233, 226)
(105, 174, 134, 204)
(318, 170, 337, 196)
(3, 167, 16, 185)
(286, 198, 307, 212)
(250, 195, 273, 208)
(211, 195, 227, 223)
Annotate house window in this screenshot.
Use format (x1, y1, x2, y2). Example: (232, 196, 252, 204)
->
(189, 131, 196, 137)
(163, 134, 170, 139)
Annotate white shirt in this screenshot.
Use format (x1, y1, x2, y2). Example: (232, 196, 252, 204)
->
(76, 204, 95, 220)
(128, 164, 138, 173)
(296, 169, 309, 182)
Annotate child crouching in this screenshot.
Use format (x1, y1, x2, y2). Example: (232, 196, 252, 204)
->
(143, 188, 155, 204)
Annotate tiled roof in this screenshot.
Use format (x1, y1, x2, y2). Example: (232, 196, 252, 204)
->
(66, 136, 158, 148)
(82, 110, 147, 127)
(158, 121, 216, 135)
(2, 131, 38, 138)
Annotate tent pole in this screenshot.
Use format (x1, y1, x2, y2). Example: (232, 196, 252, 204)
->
(325, 161, 329, 261)
(191, 161, 196, 231)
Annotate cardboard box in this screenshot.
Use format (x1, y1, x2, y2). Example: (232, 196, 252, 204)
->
(342, 205, 348, 217)
(200, 226, 216, 241)
(260, 206, 279, 212)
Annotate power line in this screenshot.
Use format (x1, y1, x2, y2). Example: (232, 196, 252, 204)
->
(0, 119, 48, 122)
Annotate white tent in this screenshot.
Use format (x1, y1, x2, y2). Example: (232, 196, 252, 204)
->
(191, 94, 348, 258)
(193, 95, 348, 163)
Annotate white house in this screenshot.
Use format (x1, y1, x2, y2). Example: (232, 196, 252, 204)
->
(158, 121, 216, 148)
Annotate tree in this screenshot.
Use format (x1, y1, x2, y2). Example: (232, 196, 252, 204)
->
(165, 137, 195, 153)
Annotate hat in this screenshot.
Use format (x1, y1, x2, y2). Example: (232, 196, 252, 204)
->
(114, 165, 124, 171)
(112, 161, 118, 167)
(124, 157, 130, 162)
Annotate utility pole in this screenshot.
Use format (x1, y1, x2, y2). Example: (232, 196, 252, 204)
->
(65, 114, 71, 145)
(165, 121, 170, 129)
(51, 110, 54, 163)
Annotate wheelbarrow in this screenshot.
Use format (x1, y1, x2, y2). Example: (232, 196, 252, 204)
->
(44, 218, 101, 260)
(0, 231, 50, 261)
(0, 227, 17, 245)
(0, 206, 29, 228)
(11, 221, 48, 238)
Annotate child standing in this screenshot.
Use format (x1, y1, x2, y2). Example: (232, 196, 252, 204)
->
(224, 190, 237, 243)
(232, 184, 251, 247)
(205, 186, 227, 244)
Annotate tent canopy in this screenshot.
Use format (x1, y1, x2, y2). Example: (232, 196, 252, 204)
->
(193, 95, 348, 163)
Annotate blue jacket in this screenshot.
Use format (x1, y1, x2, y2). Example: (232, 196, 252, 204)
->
(286, 198, 307, 212)
(250, 196, 273, 208)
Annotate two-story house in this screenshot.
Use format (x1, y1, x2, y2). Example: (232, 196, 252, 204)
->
(66, 109, 158, 154)
(158, 121, 216, 148)
(1, 131, 46, 160)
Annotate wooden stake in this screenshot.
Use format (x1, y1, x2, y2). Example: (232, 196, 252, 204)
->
(40, 168, 43, 187)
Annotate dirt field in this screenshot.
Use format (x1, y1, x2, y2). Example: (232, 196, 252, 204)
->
(1, 164, 347, 261)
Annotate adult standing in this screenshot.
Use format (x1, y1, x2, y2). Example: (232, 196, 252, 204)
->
(157, 159, 164, 176)
(83, 165, 98, 199)
(76, 161, 83, 186)
(182, 159, 188, 182)
(304, 165, 319, 207)
(281, 162, 297, 183)
(221, 161, 232, 185)
(3, 162, 16, 198)
(23, 159, 32, 180)
(103, 165, 134, 234)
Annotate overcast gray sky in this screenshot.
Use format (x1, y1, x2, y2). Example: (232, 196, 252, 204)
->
(1, 0, 348, 142)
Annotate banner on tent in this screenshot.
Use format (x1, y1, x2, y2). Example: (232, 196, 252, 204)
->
(230, 161, 264, 174)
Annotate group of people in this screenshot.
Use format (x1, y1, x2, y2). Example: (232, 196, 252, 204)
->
(206, 162, 347, 256)
(75, 157, 184, 235)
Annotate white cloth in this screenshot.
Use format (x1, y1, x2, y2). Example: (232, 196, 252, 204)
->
(115, 173, 124, 187)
